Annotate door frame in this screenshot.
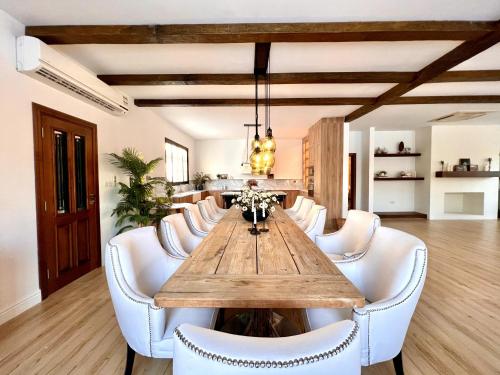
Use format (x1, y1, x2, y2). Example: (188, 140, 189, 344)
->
(32, 103, 101, 299)
(348, 153, 356, 210)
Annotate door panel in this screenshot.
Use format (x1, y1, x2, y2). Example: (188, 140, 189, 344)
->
(33, 104, 101, 298)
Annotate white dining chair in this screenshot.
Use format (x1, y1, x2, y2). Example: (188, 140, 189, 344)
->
(290, 198, 314, 222)
(315, 210, 380, 259)
(197, 199, 223, 224)
(160, 213, 203, 258)
(306, 227, 427, 375)
(104, 227, 218, 375)
(184, 204, 214, 237)
(207, 195, 227, 215)
(284, 195, 304, 216)
(173, 320, 360, 375)
(301, 205, 327, 241)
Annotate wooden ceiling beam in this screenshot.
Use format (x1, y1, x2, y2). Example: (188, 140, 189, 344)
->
(134, 95, 500, 107)
(98, 70, 500, 85)
(393, 95, 500, 104)
(134, 98, 375, 107)
(254, 43, 271, 76)
(25, 21, 497, 44)
(346, 25, 500, 122)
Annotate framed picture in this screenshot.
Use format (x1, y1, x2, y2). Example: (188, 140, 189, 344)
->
(459, 158, 471, 166)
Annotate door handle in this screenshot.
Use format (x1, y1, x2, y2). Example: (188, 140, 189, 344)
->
(89, 193, 96, 205)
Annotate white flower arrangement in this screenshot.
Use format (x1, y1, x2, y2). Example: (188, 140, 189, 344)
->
(231, 186, 279, 216)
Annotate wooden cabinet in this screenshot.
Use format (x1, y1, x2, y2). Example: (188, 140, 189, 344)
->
(307, 117, 344, 228)
(283, 190, 299, 209)
(172, 191, 205, 204)
(201, 191, 210, 200)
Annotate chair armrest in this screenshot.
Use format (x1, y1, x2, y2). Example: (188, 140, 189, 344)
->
(315, 231, 347, 255)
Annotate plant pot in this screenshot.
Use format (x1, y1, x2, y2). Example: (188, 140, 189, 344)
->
(242, 209, 268, 222)
(195, 184, 204, 190)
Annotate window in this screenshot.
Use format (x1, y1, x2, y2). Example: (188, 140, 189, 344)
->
(165, 138, 189, 184)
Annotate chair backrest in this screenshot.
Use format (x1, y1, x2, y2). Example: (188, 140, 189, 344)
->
(160, 213, 202, 257)
(338, 210, 380, 253)
(105, 227, 175, 355)
(355, 226, 427, 305)
(304, 205, 327, 240)
(184, 204, 211, 236)
(174, 320, 361, 375)
(289, 195, 305, 212)
(207, 196, 223, 212)
(197, 200, 218, 222)
(295, 198, 314, 221)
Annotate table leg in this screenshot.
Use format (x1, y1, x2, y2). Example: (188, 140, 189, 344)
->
(243, 309, 279, 337)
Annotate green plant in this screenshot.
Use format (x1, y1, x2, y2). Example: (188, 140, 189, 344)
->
(108, 147, 173, 233)
(192, 172, 211, 189)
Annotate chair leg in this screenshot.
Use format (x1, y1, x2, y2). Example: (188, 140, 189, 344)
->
(393, 350, 404, 375)
(124, 344, 135, 375)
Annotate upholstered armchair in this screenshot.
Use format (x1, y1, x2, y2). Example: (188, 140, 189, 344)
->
(159, 213, 203, 258)
(300, 205, 327, 241)
(306, 227, 427, 375)
(290, 198, 314, 222)
(173, 320, 361, 375)
(284, 195, 304, 216)
(197, 199, 222, 224)
(315, 210, 380, 258)
(104, 227, 218, 375)
(207, 195, 227, 215)
(183, 204, 214, 237)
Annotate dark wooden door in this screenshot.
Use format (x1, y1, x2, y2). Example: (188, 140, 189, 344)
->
(33, 104, 101, 299)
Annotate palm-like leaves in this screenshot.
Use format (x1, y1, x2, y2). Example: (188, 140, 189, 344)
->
(108, 148, 172, 233)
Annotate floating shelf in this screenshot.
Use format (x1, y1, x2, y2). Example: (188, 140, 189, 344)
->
(374, 153, 421, 157)
(374, 177, 425, 181)
(375, 211, 427, 219)
(435, 171, 500, 178)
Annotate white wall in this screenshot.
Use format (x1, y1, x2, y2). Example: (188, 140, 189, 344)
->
(373, 130, 418, 213)
(194, 138, 302, 180)
(414, 127, 432, 215)
(429, 125, 499, 220)
(0, 10, 195, 324)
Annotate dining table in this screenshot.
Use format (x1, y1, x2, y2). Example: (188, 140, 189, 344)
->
(154, 205, 365, 336)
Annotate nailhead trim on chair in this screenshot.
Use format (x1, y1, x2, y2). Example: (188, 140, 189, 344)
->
(353, 248, 427, 365)
(109, 242, 158, 357)
(174, 323, 359, 368)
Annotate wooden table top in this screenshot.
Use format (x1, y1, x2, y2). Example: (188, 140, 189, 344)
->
(154, 206, 365, 309)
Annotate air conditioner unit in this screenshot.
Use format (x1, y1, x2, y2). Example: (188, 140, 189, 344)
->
(16, 36, 129, 115)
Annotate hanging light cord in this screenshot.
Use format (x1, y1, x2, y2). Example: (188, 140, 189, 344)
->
(255, 74, 259, 137)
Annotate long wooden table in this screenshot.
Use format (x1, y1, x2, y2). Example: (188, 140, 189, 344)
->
(155, 206, 365, 310)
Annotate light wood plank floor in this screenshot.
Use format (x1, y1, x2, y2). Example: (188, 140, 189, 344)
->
(0, 220, 499, 374)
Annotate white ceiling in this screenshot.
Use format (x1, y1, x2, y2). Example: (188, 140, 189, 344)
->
(1, 0, 499, 25)
(350, 103, 500, 130)
(152, 106, 360, 139)
(1, 0, 499, 139)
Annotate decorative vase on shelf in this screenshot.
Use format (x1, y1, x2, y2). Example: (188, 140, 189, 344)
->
(242, 210, 268, 223)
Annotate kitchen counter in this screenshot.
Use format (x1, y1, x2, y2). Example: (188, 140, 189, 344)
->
(172, 190, 206, 198)
(220, 190, 288, 196)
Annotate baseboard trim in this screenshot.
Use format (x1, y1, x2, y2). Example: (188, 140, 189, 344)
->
(0, 289, 42, 326)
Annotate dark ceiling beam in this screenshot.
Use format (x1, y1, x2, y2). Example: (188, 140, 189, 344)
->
(25, 21, 498, 44)
(99, 70, 500, 85)
(346, 25, 500, 122)
(393, 95, 500, 104)
(254, 43, 271, 76)
(134, 98, 375, 107)
(134, 95, 500, 107)
(430, 70, 500, 82)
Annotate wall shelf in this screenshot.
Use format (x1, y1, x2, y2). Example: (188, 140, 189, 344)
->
(435, 171, 500, 178)
(374, 153, 421, 157)
(374, 177, 425, 181)
(375, 211, 427, 219)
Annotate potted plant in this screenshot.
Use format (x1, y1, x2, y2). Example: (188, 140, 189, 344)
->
(108, 147, 173, 233)
(232, 186, 278, 222)
(192, 172, 211, 190)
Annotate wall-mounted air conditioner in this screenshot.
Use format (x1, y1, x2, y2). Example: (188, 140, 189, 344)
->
(16, 36, 129, 115)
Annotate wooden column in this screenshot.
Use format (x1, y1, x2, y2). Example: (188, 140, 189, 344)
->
(307, 117, 344, 228)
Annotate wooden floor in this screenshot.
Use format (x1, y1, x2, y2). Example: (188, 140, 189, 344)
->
(0, 219, 499, 374)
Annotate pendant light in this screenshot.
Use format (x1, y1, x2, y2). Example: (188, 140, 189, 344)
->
(250, 74, 264, 175)
(262, 53, 276, 155)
